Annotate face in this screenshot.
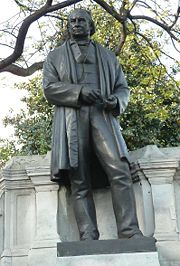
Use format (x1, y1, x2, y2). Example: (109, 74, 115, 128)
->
(68, 10, 91, 39)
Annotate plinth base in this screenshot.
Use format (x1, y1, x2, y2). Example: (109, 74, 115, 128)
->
(57, 252, 159, 266)
(57, 238, 160, 266)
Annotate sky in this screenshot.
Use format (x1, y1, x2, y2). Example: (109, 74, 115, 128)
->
(0, 75, 27, 139)
(0, 0, 56, 139)
(0, 1, 35, 139)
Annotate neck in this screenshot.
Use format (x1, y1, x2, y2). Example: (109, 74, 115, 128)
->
(71, 35, 90, 43)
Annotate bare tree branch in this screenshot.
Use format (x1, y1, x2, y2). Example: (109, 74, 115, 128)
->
(46, 0, 82, 13)
(0, 12, 20, 25)
(0, 61, 43, 76)
(0, 0, 179, 76)
(129, 14, 179, 41)
(0, 43, 14, 50)
(129, 18, 179, 85)
(136, 0, 168, 25)
(46, 0, 53, 5)
(92, 0, 129, 54)
(135, 31, 179, 85)
(115, 22, 127, 55)
(0, 30, 17, 39)
(169, 13, 180, 29)
(170, 36, 180, 53)
(130, 0, 139, 12)
(0, 0, 82, 71)
(14, 0, 34, 12)
(160, 49, 179, 63)
(44, 14, 67, 21)
(92, 0, 125, 23)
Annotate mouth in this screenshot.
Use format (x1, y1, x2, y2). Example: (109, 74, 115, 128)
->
(72, 28, 84, 35)
(73, 27, 83, 31)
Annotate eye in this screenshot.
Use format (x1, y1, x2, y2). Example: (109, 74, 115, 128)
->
(79, 18, 86, 22)
(70, 19, 76, 23)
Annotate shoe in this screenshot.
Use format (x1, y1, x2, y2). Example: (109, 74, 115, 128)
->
(80, 231, 99, 241)
(128, 233, 144, 239)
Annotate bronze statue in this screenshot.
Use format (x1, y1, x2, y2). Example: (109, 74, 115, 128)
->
(43, 9, 143, 240)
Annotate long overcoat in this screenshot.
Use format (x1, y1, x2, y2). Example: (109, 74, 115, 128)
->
(43, 40, 130, 186)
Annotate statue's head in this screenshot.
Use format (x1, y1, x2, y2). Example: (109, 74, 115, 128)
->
(67, 9, 95, 39)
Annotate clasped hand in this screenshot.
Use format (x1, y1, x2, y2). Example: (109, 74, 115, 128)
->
(103, 95, 117, 111)
(80, 86, 117, 111)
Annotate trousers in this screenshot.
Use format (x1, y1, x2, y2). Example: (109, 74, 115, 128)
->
(70, 105, 141, 240)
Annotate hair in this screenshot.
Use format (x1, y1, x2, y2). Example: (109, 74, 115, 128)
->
(67, 8, 96, 36)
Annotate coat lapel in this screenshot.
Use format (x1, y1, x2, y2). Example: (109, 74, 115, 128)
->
(64, 41, 79, 168)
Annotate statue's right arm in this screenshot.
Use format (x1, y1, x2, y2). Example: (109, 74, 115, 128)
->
(42, 52, 82, 108)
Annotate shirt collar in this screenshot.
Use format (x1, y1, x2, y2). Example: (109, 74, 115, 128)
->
(70, 39, 92, 46)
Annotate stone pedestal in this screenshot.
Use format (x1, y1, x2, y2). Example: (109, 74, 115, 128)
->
(157, 241, 180, 266)
(0, 146, 180, 266)
(0, 155, 60, 266)
(130, 146, 180, 266)
(0, 158, 35, 266)
(135, 147, 179, 241)
(57, 252, 159, 266)
(57, 238, 160, 266)
(26, 165, 60, 266)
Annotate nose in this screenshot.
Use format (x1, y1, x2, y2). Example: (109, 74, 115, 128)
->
(74, 19, 80, 26)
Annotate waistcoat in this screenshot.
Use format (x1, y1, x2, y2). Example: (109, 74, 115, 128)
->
(71, 42, 99, 88)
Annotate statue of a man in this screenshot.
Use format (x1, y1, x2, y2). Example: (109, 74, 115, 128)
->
(43, 9, 143, 240)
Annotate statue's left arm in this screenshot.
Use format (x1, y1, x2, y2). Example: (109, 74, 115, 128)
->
(111, 60, 130, 116)
(103, 56, 129, 117)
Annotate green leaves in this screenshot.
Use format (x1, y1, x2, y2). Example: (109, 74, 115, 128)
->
(0, 138, 18, 168)
(90, 5, 179, 150)
(2, 74, 53, 160)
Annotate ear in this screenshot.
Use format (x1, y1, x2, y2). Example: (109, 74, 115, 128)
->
(67, 20, 70, 32)
(90, 21, 96, 36)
